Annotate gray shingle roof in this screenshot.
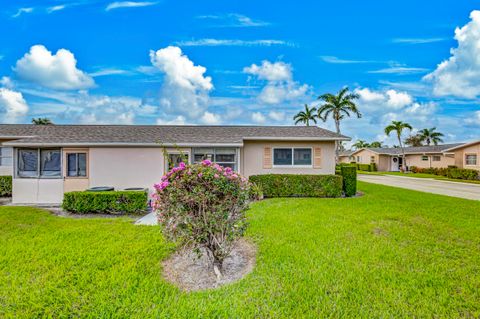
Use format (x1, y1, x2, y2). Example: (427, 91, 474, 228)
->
(359, 143, 464, 155)
(0, 124, 350, 146)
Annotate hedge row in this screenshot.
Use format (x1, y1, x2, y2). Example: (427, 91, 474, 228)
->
(356, 163, 377, 172)
(0, 176, 12, 197)
(249, 174, 342, 198)
(410, 166, 479, 180)
(62, 191, 148, 214)
(340, 166, 357, 197)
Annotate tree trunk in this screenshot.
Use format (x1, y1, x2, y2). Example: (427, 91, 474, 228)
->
(398, 134, 406, 172)
(334, 119, 341, 164)
(213, 259, 223, 280)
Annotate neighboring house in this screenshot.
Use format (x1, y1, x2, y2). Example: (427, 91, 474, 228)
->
(342, 144, 463, 171)
(443, 141, 480, 171)
(338, 150, 355, 163)
(0, 124, 350, 204)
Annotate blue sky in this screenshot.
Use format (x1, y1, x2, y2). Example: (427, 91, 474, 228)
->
(0, 0, 479, 146)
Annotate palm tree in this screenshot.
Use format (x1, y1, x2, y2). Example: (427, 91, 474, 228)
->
(317, 87, 361, 162)
(293, 104, 317, 126)
(32, 117, 54, 125)
(417, 127, 444, 145)
(369, 141, 384, 148)
(385, 121, 412, 172)
(352, 139, 369, 149)
(404, 135, 423, 147)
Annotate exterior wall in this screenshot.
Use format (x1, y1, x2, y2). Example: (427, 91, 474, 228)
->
(378, 155, 391, 171)
(0, 146, 13, 176)
(241, 140, 336, 176)
(406, 154, 455, 169)
(12, 179, 64, 204)
(339, 155, 353, 163)
(352, 149, 378, 165)
(452, 142, 480, 170)
(89, 147, 165, 191)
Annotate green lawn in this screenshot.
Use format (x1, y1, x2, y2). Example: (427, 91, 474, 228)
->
(1, 182, 480, 318)
(359, 170, 480, 184)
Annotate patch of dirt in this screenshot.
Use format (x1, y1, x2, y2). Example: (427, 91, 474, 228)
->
(372, 227, 389, 237)
(162, 238, 256, 292)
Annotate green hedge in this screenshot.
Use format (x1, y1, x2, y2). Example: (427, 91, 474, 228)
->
(340, 166, 357, 197)
(409, 166, 479, 181)
(356, 163, 377, 172)
(0, 176, 12, 197)
(249, 174, 342, 198)
(63, 191, 148, 214)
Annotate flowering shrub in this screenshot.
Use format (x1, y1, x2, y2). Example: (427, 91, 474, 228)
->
(153, 160, 251, 276)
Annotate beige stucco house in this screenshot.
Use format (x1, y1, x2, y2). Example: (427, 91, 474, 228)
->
(444, 141, 480, 171)
(0, 124, 349, 204)
(339, 144, 463, 171)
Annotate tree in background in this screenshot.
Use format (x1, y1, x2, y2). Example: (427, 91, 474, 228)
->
(293, 104, 318, 126)
(32, 118, 54, 125)
(352, 140, 369, 149)
(317, 87, 361, 162)
(384, 121, 412, 172)
(404, 135, 423, 147)
(418, 127, 444, 145)
(369, 141, 384, 148)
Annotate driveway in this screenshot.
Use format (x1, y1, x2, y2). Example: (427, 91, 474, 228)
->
(358, 174, 480, 201)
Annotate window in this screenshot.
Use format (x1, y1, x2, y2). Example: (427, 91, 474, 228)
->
(273, 148, 312, 166)
(356, 156, 361, 162)
(193, 148, 237, 170)
(0, 147, 13, 166)
(370, 156, 375, 163)
(67, 153, 87, 177)
(422, 156, 429, 161)
(17, 148, 61, 178)
(466, 154, 477, 166)
(432, 155, 441, 162)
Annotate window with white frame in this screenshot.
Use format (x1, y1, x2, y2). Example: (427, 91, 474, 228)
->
(17, 149, 61, 178)
(356, 156, 361, 163)
(465, 154, 477, 166)
(66, 152, 87, 177)
(193, 148, 237, 170)
(432, 155, 441, 162)
(273, 148, 312, 166)
(0, 147, 13, 166)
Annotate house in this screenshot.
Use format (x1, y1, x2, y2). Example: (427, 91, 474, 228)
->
(0, 124, 350, 204)
(443, 141, 480, 171)
(339, 144, 463, 171)
(338, 150, 355, 163)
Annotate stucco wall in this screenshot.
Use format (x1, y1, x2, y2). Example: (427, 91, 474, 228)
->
(241, 140, 336, 176)
(378, 155, 391, 171)
(339, 156, 353, 163)
(12, 179, 64, 204)
(406, 154, 455, 169)
(352, 149, 378, 165)
(89, 147, 165, 191)
(453, 142, 480, 170)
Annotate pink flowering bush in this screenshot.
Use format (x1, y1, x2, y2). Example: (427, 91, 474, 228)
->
(153, 160, 251, 275)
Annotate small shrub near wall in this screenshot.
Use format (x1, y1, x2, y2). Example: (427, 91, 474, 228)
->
(357, 163, 377, 172)
(249, 174, 342, 198)
(62, 191, 148, 214)
(340, 166, 357, 197)
(0, 176, 12, 197)
(409, 166, 479, 180)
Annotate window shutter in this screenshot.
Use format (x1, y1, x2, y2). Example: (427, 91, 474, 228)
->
(313, 147, 322, 168)
(263, 147, 272, 169)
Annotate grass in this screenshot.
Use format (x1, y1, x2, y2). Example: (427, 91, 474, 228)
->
(1, 182, 480, 318)
(359, 170, 480, 184)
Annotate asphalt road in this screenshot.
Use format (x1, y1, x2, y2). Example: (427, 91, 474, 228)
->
(358, 174, 480, 201)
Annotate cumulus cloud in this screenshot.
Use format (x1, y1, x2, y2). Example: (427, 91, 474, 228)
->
(156, 115, 187, 125)
(150, 46, 213, 118)
(251, 112, 266, 124)
(14, 45, 94, 90)
(200, 111, 221, 124)
(465, 110, 480, 125)
(244, 60, 309, 104)
(268, 110, 286, 121)
(355, 88, 413, 110)
(0, 88, 28, 123)
(106, 1, 157, 11)
(424, 10, 480, 98)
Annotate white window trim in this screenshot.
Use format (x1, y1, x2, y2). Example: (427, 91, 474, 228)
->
(16, 148, 63, 179)
(272, 147, 313, 168)
(465, 153, 478, 166)
(192, 148, 238, 171)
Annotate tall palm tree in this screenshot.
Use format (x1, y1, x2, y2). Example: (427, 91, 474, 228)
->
(417, 127, 444, 145)
(32, 117, 54, 125)
(385, 121, 412, 171)
(317, 87, 361, 162)
(293, 104, 317, 126)
(352, 139, 369, 149)
(404, 134, 423, 147)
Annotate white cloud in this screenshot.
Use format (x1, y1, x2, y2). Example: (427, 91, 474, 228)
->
(424, 10, 480, 98)
(244, 60, 309, 104)
(355, 88, 413, 110)
(319, 56, 371, 64)
(0, 77, 13, 89)
(268, 110, 285, 121)
(369, 66, 428, 74)
(106, 1, 157, 11)
(156, 115, 187, 125)
(150, 46, 213, 118)
(392, 38, 446, 44)
(175, 39, 293, 47)
(197, 13, 270, 27)
(47, 5, 67, 13)
(251, 112, 266, 124)
(464, 110, 480, 125)
(200, 111, 221, 124)
(385, 89, 413, 108)
(14, 45, 94, 90)
(89, 68, 129, 77)
(12, 7, 33, 18)
(0, 88, 28, 123)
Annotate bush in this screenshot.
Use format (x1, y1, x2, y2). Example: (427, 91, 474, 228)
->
(341, 166, 357, 197)
(409, 167, 479, 180)
(153, 161, 250, 276)
(62, 191, 148, 214)
(0, 175, 12, 197)
(356, 163, 377, 172)
(249, 174, 342, 198)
